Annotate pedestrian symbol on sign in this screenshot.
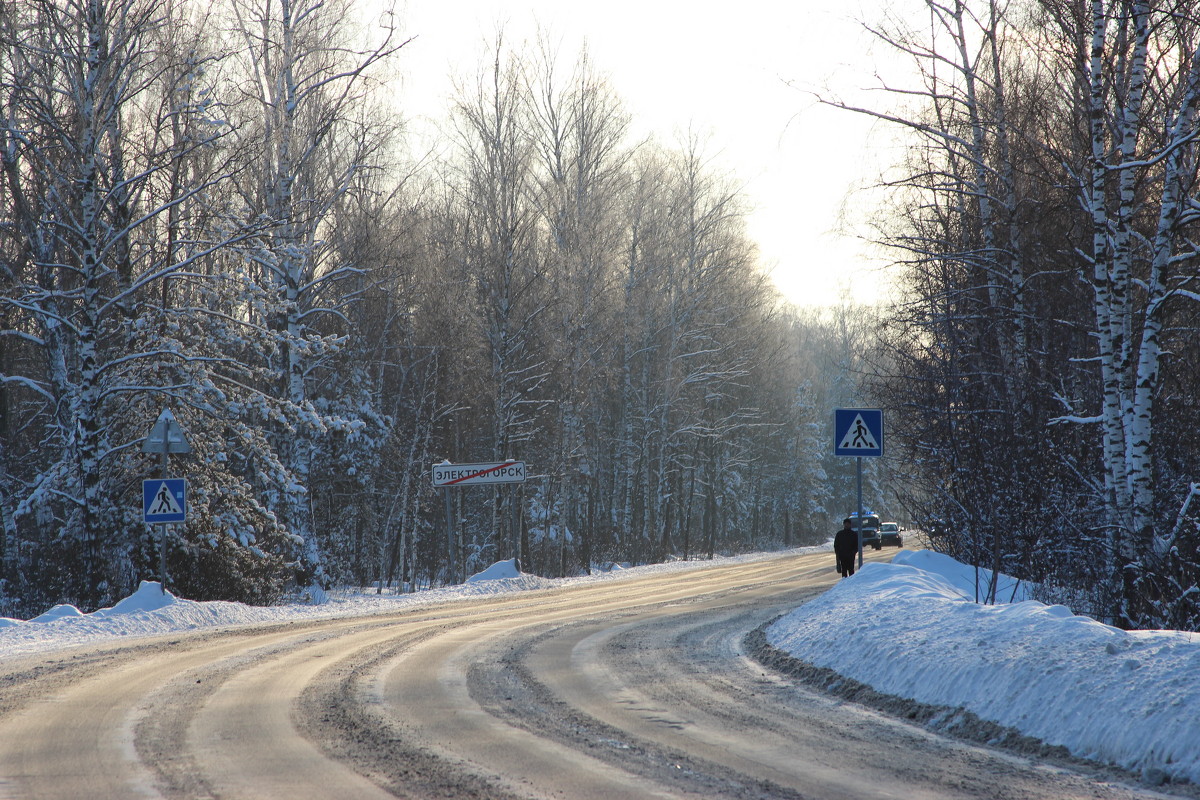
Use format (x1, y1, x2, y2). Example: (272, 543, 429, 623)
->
(143, 478, 187, 524)
(150, 483, 183, 516)
(838, 413, 880, 451)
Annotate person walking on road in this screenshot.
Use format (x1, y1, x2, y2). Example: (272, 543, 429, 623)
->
(834, 518, 858, 578)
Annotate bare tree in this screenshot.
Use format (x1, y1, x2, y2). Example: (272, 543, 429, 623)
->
(1046, 0, 1200, 624)
(526, 38, 630, 574)
(441, 34, 551, 576)
(838, 0, 1200, 624)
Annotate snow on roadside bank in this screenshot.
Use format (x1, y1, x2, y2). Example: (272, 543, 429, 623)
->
(766, 549, 1200, 785)
(0, 560, 558, 658)
(0, 549, 819, 659)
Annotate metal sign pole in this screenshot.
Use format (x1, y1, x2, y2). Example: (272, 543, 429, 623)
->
(510, 486, 521, 572)
(143, 408, 191, 595)
(158, 524, 168, 592)
(159, 447, 169, 593)
(834, 409, 882, 571)
(444, 486, 455, 585)
(856, 456, 864, 568)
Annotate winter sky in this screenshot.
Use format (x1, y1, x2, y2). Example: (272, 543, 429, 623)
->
(386, 0, 904, 308)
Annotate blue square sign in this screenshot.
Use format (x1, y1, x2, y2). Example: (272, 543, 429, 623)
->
(143, 478, 187, 523)
(835, 409, 884, 457)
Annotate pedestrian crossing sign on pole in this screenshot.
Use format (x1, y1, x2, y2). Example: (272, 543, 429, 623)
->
(834, 408, 884, 457)
(143, 478, 187, 523)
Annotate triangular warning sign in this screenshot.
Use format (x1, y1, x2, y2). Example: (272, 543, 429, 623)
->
(142, 408, 191, 453)
(838, 413, 880, 450)
(148, 482, 184, 516)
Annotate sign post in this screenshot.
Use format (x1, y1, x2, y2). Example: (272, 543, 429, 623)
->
(143, 409, 191, 593)
(834, 409, 884, 568)
(433, 461, 527, 582)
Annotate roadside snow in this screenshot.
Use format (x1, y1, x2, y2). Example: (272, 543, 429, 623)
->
(766, 550, 1200, 785)
(0, 551, 808, 658)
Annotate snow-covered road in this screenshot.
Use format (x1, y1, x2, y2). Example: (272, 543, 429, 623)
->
(0, 548, 1192, 799)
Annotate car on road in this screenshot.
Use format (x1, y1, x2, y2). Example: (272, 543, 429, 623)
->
(847, 513, 882, 550)
(878, 522, 903, 547)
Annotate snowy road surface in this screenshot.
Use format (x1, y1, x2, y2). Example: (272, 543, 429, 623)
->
(0, 549, 1184, 799)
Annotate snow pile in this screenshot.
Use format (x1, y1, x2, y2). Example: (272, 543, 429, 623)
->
(26, 604, 86, 624)
(465, 558, 555, 590)
(95, 580, 179, 616)
(7, 581, 177, 628)
(767, 549, 1200, 784)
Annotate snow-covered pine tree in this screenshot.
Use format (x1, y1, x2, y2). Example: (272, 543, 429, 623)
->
(220, 0, 404, 584)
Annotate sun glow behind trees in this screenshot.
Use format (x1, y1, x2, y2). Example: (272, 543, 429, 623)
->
(389, 0, 895, 309)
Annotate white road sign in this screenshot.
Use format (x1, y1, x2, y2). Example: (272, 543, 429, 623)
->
(432, 461, 526, 487)
(142, 408, 192, 454)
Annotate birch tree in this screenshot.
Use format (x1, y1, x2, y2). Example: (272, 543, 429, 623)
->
(842, 0, 1200, 623)
(445, 36, 551, 574)
(1047, 0, 1200, 624)
(611, 136, 772, 562)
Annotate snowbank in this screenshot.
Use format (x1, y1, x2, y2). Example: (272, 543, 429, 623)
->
(767, 549, 1200, 784)
(0, 548, 821, 657)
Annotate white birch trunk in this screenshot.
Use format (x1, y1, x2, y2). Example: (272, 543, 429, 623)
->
(1085, 0, 1133, 554)
(1130, 35, 1200, 553)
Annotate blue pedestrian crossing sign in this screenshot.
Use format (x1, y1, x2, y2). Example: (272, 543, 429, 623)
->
(143, 478, 187, 523)
(835, 408, 884, 457)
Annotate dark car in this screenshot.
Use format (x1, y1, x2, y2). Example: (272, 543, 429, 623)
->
(847, 514, 882, 550)
(878, 521, 903, 547)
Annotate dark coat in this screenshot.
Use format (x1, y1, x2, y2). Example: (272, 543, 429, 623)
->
(833, 527, 858, 561)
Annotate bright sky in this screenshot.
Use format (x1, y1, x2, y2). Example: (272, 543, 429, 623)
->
(387, 0, 902, 308)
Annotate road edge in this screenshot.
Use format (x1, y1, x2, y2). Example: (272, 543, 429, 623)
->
(744, 621, 1198, 797)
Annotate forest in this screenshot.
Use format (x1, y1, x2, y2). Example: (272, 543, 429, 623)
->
(2, 0, 1198, 635)
(853, 0, 1200, 630)
(0, 0, 875, 617)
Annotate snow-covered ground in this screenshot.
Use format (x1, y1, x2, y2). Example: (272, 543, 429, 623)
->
(767, 550, 1200, 786)
(2, 547, 1196, 787)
